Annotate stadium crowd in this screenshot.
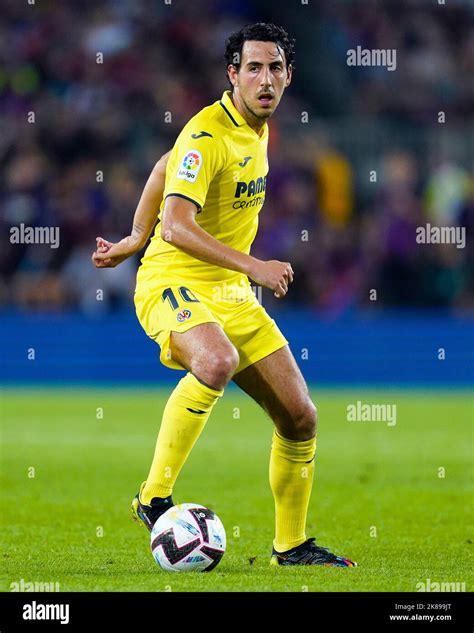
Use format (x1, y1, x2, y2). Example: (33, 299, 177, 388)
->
(1, 0, 472, 314)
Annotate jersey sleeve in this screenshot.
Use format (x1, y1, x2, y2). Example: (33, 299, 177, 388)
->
(163, 124, 226, 210)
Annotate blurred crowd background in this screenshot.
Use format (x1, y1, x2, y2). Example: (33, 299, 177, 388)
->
(1, 0, 473, 316)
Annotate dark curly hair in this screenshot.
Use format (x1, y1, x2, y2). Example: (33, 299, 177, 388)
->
(224, 22, 295, 86)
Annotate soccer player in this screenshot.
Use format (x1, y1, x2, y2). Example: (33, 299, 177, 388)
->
(93, 23, 355, 567)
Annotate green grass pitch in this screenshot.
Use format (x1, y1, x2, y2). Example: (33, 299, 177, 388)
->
(1, 387, 472, 592)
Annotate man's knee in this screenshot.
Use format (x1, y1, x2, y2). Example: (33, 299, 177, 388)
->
(192, 345, 239, 390)
(296, 399, 317, 437)
(282, 398, 317, 441)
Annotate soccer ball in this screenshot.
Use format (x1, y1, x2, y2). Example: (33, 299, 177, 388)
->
(150, 503, 226, 572)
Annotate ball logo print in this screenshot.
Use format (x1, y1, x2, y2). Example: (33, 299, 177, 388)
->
(150, 503, 226, 572)
(151, 530, 201, 565)
(177, 150, 203, 182)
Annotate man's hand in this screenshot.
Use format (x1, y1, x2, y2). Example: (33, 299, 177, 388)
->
(91, 236, 140, 268)
(248, 259, 294, 298)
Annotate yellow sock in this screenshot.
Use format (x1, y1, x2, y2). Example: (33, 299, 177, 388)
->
(269, 430, 316, 552)
(141, 373, 223, 504)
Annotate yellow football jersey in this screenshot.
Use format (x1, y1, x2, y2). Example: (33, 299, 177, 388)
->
(138, 90, 269, 293)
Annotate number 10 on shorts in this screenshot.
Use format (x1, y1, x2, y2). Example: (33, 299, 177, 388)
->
(161, 287, 200, 311)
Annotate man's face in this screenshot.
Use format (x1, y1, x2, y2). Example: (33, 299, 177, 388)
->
(228, 40, 292, 122)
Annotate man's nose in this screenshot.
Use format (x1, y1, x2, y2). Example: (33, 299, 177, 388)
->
(260, 66, 272, 87)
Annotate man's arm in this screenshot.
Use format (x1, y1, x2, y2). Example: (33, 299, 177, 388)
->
(161, 196, 293, 298)
(92, 151, 170, 268)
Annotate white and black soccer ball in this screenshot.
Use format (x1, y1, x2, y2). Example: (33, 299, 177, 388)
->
(150, 503, 226, 572)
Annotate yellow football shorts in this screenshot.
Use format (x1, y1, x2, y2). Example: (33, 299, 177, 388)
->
(134, 278, 288, 374)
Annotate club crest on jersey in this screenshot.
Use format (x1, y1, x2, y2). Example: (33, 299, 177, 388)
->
(177, 309, 192, 323)
(177, 150, 202, 182)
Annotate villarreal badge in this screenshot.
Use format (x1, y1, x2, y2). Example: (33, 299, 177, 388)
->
(177, 309, 192, 323)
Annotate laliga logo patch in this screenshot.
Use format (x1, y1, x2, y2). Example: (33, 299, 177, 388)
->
(177, 309, 192, 323)
(177, 150, 202, 183)
(182, 152, 200, 170)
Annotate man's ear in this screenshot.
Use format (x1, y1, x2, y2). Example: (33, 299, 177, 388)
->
(227, 64, 238, 88)
(285, 64, 293, 87)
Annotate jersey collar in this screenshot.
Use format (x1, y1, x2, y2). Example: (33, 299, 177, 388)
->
(219, 91, 247, 127)
(219, 90, 268, 139)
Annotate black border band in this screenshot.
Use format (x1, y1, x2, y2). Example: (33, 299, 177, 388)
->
(2, 592, 471, 633)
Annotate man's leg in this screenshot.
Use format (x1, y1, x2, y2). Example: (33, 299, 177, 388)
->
(233, 345, 317, 552)
(141, 323, 239, 505)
